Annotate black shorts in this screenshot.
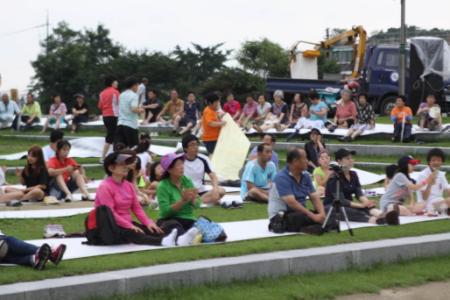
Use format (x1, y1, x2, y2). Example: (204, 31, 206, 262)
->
(115, 125, 139, 148)
(49, 178, 78, 200)
(203, 141, 217, 155)
(179, 117, 196, 127)
(103, 116, 118, 144)
(73, 115, 89, 125)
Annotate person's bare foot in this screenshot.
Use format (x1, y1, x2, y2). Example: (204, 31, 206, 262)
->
(142, 120, 149, 125)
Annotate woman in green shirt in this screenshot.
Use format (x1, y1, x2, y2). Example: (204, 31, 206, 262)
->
(156, 153, 201, 237)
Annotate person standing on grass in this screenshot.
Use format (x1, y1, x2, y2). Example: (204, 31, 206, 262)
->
(1, 146, 49, 206)
(182, 134, 225, 205)
(380, 155, 434, 216)
(268, 147, 326, 234)
(416, 148, 450, 215)
(156, 153, 201, 244)
(95, 151, 194, 247)
(41, 95, 67, 133)
(47, 140, 90, 202)
(201, 92, 226, 155)
(391, 95, 413, 142)
(0, 233, 66, 270)
(240, 143, 277, 203)
(115, 77, 144, 149)
(98, 76, 120, 163)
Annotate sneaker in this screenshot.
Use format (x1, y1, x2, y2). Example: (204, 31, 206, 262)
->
(161, 229, 178, 247)
(64, 194, 73, 203)
(6, 200, 22, 207)
(177, 227, 200, 246)
(34, 244, 51, 270)
(81, 194, 92, 201)
(231, 201, 243, 208)
(49, 244, 66, 266)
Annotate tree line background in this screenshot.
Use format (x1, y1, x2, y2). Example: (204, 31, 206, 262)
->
(30, 22, 450, 112)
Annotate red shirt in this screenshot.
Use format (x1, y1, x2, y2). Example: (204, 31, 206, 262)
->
(223, 100, 241, 117)
(335, 100, 357, 121)
(98, 87, 120, 117)
(47, 157, 78, 183)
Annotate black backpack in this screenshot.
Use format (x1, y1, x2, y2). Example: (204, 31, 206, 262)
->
(84, 205, 124, 245)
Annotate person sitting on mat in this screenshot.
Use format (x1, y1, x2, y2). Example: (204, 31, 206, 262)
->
(1, 145, 49, 206)
(416, 148, 450, 216)
(47, 140, 90, 202)
(156, 153, 201, 243)
(237, 95, 258, 130)
(126, 155, 152, 207)
(384, 164, 398, 190)
(332, 89, 357, 130)
(253, 94, 271, 127)
(312, 150, 331, 197)
(304, 128, 326, 174)
(240, 143, 277, 203)
(12, 93, 42, 130)
(0, 232, 66, 270)
(42, 130, 64, 161)
(70, 93, 89, 133)
(416, 93, 442, 131)
(41, 95, 67, 133)
(182, 134, 225, 205)
(247, 134, 279, 170)
(380, 155, 434, 216)
(156, 89, 184, 129)
(391, 95, 413, 142)
(323, 149, 390, 225)
(268, 147, 326, 234)
(339, 93, 375, 142)
(223, 93, 241, 121)
(95, 151, 193, 247)
(0, 93, 20, 129)
(255, 90, 289, 132)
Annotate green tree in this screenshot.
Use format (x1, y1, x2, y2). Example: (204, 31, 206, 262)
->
(237, 38, 289, 78)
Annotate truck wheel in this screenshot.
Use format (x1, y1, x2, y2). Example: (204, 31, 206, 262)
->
(380, 96, 397, 115)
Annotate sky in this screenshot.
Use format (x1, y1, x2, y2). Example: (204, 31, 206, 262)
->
(1, 0, 449, 92)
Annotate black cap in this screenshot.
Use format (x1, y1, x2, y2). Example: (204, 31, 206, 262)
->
(335, 148, 356, 160)
(310, 128, 322, 136)
(181, 134, 199, 150)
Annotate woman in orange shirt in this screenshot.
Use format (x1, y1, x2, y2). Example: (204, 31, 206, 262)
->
(201, 92, 226, 155)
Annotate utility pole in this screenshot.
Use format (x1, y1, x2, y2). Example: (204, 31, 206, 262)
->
(46, 10, 49, 55)
(399, 0, 406, 95)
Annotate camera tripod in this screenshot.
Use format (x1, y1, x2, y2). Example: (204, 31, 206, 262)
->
(321, 172, 354, 236)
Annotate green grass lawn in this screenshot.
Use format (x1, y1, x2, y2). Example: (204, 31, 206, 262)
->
(103, 254, 450, 300)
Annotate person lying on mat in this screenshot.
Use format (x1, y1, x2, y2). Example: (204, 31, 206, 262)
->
(416, 93, 442, 131)
(339, 93, 375, 142)
(156, 153, 201, 243)
(247, 134, 279, 170)
(47, 140, 90, 202)
(182, 134, 225, 205)
(380, 155, 434, 217)
(391, 95, 413, 142)
(416, 148, 450, 216)
(41, 95, 67, 133)
(95, 151, 195, 246)
(312, 150, 331, 197)
(0, 232, 65, 270)
(240, 144, 277, 203)
(268, 147, 326, 234)
(323, 149, 392, 225)
(1, 145, 49, 206)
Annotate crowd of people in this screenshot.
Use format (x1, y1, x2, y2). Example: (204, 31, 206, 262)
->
(1, 78, 450, 271)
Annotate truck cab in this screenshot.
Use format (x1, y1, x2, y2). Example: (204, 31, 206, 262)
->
(362, 44, 409, 114)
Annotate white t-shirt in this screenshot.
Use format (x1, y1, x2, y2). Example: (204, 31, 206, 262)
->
(183, 153, 213, 193)
(417, 167, 449, 208)
(42, 146, 55, 161)
(137, 83, 146, 105)
(137, 152, 152, 177)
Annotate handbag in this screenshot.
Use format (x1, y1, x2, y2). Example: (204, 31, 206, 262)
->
(194, 216, 227, 243)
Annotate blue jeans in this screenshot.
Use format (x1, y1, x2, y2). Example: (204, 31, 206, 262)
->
(0, 236, 38, 266)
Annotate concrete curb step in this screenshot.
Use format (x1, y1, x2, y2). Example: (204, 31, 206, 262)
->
(1, 232, 450, 300)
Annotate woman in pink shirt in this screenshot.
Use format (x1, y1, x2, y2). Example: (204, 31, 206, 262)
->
(41, 95, 67, 133)
(95, 150, 193, 246)
(223, 93, 241, 120)
(237, 95, 257, 129)
(98, 77, 120, 162)
(333, 89, 357, 128)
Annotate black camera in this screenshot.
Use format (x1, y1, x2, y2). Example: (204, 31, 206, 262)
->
(329, 162, 342, 173)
